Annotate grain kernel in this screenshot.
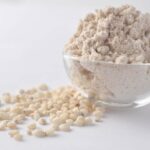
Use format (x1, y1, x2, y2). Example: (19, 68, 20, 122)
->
(14, 134, 23, 141)
(0, 124, 6, 131)
(50, 124, 59, 130)
(52, 117, 61, 125)
(75, 116, 85, 126)
(45, 128, 55, 136)
(0, 112, 9, 120)
(8, 130, 19, 137)
(27, 129, 32, 135)
(59, 124, 71, 132)
(38, 118, 47, 125)
(69, 113, 77, 121)
(93, 110, 103, 118)
(7, 122, 17, 129)
(66, 119, 74, 125)
(85, 117, 93, 125)
(27, 123, 36, 130)
(33, 112, 41, 121)
(32, 129, 46, 137)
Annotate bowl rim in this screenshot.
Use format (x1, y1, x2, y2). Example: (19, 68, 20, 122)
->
(63, 52, 150, 67)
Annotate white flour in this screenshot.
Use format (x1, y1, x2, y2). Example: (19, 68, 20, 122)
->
(65, 5, 150, 64)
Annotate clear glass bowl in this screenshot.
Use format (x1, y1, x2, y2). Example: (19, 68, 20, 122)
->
(63, 53, 150, 108)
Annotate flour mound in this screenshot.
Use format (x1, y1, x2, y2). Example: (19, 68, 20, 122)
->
(65, 5, 150, 64)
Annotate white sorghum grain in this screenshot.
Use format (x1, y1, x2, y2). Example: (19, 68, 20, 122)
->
(0, 112, 9, 120)
(66, 119, 74, 126)
(27, 129, 32, 135)
(38, 118, 47, 125)
(52, 117, 62, 125)
(80, 108, 89, 116)
(8, 130, 19, 137)
(13, 115, 24, 124)
(0, 120, 8, 127)
(14, 134, 23, 141)
(7, 122, 17, 129)
(33, 112, 41, 121)
(50, 124, 59, 131)
(45, 128, 55, 136)
(27, 123, 36, 130)
(0, 122, 6, 131)
(93, 110, 103, 118)
(85, 117, 93, 125)
(32, 129, 46, 137)
(0, 85, 105, 141)
(75, 116, 86, 127)
(69, 113, 78, 121)
(93, 110, 103, 122)
(59, 124, 71, 132)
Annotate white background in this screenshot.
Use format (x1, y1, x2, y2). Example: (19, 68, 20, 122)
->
(0, 0, 150, 150)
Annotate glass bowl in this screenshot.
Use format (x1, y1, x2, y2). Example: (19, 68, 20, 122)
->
(63, 53, 150, 108)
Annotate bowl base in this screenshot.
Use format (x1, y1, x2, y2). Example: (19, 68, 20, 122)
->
(95, 99, 150, 108)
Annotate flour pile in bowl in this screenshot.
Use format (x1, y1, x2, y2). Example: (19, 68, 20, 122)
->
(65, 5, 150, 64)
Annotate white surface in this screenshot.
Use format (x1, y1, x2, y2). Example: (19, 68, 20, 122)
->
(0, 1, 150, 150)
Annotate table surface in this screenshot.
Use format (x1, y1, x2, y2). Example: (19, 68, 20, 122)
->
(0, 1, 150, 150)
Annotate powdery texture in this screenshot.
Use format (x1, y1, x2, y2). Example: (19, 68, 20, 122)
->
(65, 5, 150, 64)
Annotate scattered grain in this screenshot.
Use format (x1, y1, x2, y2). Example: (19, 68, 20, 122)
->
(38, 118, 47, 125)
(59, 124, 71, 132)
(32, 129, 46, 137)
(27, 123, 36, 130)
